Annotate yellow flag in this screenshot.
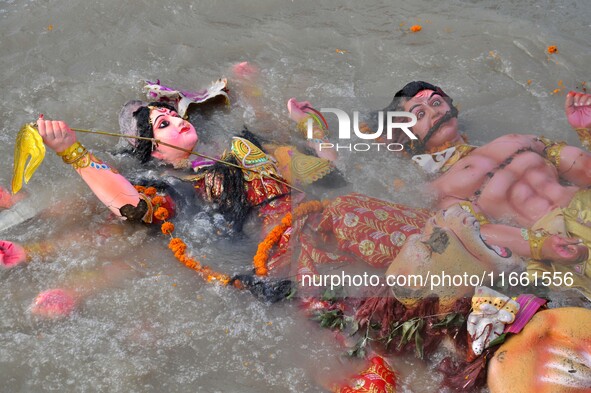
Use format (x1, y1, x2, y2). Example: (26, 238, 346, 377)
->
(12, 123, 45, 194)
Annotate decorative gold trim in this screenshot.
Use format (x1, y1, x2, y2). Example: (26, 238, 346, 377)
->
(575, 128, 591, 150)
(528, 229, 550, 260)
(537, 136, 566, 168)
(57, 142, 90, 169)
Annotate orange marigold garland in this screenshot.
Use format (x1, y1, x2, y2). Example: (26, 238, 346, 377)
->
(161, 222, 175, 235)
(142, 184, 327, 288)
(144, 187, 157, 197)
(136, 184, 233, 287)
(254, 213, 291, 276)
(165, 219, 232, 284)
(162, 219, 232, 285)
(152, 196, 165, 205)
(253, 200, 326, 277)
(154, 207, 169, 221)
(168, 237, 186, 254)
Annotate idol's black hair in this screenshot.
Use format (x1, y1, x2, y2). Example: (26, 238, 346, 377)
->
(131, 101, 178, 163)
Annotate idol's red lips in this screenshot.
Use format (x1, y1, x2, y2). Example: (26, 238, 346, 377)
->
(180, 125, 190, 133)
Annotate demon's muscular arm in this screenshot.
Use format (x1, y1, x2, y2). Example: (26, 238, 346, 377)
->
(479, 223, 588, 265)
(438, 192, 588, 265)
(37, 117, 141, 217)
(453, 202, 588, 265)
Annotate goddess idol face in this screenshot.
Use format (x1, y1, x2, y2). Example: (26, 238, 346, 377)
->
(149, 107, 198, 164)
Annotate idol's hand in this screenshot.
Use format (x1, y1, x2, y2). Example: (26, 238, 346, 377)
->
(36, 115, 77, 153)
(232, 61, 258, 81)
(0, 240, 26, 269)
(541, 234, 588, 265)
(565, 91, 591, 130)
(287, 98, 315, 123)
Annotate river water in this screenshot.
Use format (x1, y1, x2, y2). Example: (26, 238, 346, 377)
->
(1, 0, 590, 392)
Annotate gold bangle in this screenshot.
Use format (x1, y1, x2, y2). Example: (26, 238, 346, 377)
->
(57, 142, 92, 169)
(138, 193, 154, 224)
(528, 229, 550, 260)
(71, 151, 91, 169)
(544, 142, 566, 167)
(57, 142, 87, 163)
(537, 136, 566, 167)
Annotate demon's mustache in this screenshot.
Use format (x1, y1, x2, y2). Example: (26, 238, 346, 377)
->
(422, 106, 459, 146)
(408, 106, 458, 155)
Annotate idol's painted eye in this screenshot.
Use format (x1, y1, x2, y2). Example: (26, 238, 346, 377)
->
(159, 120, 170, 129)
(416, 110, 425, 120)
(432, 99, 441, 106)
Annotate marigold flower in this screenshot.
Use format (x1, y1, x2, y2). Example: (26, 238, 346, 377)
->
(154, 207, 169, 221)
(410, 25, 422, 32)
(161, 222, 175, 235)
(178, 254, 189, 263)
(134, 185, 146, 193)
(251, 200, 326, 277)
(169, 238, 186, 252)
(280, 213, 293, 227)
(164, 233, 227, 286)
(186, 260, 196, 269)
(152, 196, 165, 206)
(255, 266, 268, 276)
(144, 187, 157, 197)
(547, 45, 558, 54)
